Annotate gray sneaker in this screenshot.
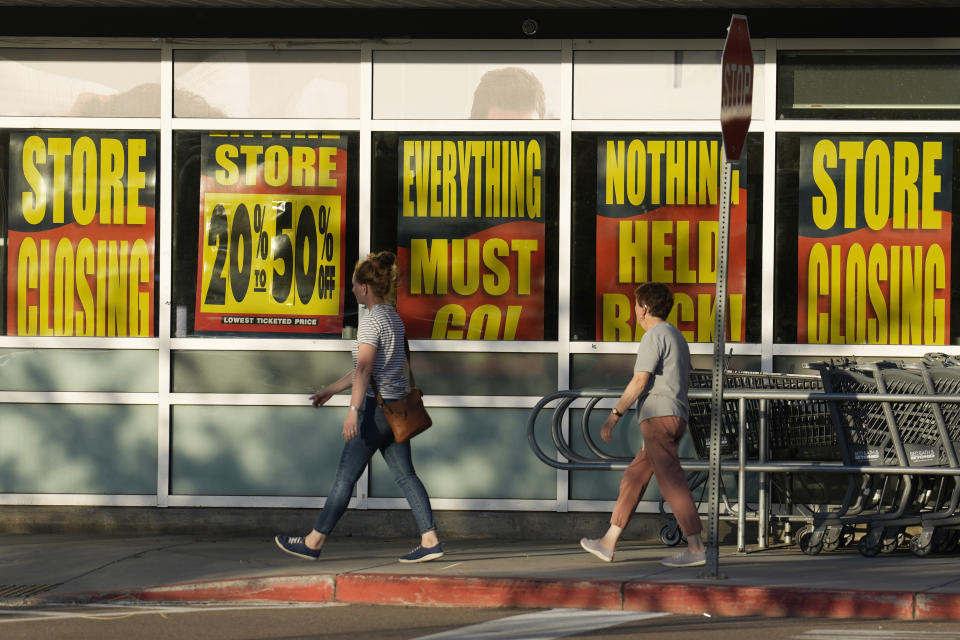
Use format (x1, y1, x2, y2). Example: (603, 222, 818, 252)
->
(661, 549, 705, 567)
(580, 537, 614, 563)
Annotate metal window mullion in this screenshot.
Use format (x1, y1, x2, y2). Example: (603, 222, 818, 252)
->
(760, 38, 778, 373)
(157, 43, 174, 508)
(354, 41, 375, 510)
(555, 38, 574, 514)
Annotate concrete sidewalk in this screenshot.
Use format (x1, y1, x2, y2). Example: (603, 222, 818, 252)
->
(2, 534, 960, 620)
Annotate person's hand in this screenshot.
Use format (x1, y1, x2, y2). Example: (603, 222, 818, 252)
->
(601, 412, 619, 443)
(342, 411, 360, 442)
(310, 388, 334, 408)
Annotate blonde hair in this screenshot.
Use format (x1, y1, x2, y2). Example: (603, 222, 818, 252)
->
(353, 251, 399, 304)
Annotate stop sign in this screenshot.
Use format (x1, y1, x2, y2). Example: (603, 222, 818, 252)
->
(720, 14, 753, 162)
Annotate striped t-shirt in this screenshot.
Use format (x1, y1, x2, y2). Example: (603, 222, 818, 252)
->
(354, 304, 409, 400)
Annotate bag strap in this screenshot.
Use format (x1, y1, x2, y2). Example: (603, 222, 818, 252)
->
(369, 336, 415, 407)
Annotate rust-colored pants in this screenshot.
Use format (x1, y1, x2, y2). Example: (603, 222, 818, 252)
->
(611, 415, 703, 537)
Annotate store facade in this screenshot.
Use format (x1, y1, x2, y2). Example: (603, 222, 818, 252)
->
(1, 5, 959, 523)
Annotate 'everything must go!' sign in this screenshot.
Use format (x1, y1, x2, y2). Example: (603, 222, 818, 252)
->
(397, 134, 547, 340)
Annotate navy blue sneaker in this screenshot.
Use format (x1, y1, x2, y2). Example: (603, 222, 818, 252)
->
(275, 535, 322, 560)
(399, 543, 444, 563)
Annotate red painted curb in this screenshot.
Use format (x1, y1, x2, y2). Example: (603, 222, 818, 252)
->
(337, 574, 624, 610)
(41, 575, 336, 605)
(916, 593, 960, 620)
(37, 572, 960, 621)
(624, 582, 915, 620)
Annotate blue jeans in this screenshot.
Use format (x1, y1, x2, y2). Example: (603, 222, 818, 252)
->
(314, 395, 436, 536)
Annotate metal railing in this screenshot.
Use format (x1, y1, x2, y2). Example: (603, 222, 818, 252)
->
(526, 387, 960, 553)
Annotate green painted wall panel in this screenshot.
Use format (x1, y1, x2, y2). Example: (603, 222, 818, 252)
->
(0, 404, 156, 494)
(370, 408, 556, 500)
(173, 350, 557, 397)
(170, 405, 348, 496)
(0, 349, 157, 392)
(411, 352, 558, 396)
(172, 350, 353, 394)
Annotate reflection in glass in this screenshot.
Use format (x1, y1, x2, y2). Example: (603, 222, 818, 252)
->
(470, 67, 545, 119)
(174, 49, 360, 118)
(0, 49, 160, 117)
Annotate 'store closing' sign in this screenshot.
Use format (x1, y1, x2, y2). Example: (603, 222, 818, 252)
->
(720, 14, 753, 161)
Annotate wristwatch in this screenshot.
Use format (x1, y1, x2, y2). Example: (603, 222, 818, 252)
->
(349, 405, 360, 412)
(611, 407, 623, 417)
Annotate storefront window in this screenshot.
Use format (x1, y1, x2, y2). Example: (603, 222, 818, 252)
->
(372, 51, 560, 120)
(0, 49, 160, 118)
(573, 49, 765, 120)
(173, 50, 361, 119)
(778, 51, 960, 120)
(571, 132, 763, 343)
(3, 130, 158, 337)
(774, 133, 960, 344)
(171, 131, 359, 337)
(371, 131, 560, 341)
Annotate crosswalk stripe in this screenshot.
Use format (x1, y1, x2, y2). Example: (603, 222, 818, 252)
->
(414, 608, 669, 640)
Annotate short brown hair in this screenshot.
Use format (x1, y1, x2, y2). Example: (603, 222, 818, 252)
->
(635, 282, 674, 319)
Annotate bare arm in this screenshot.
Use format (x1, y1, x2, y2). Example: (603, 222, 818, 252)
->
(340, 343, 377, 441)
(310, 370, 354, 408)
(601, 370, 651, 443)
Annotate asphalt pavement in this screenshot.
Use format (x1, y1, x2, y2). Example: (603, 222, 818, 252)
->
(3, 533, 960, 621)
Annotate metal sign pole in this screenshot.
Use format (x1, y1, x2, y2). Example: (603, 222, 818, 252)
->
(702, 155, 734, 580)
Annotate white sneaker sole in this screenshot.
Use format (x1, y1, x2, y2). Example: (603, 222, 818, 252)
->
(661, 556, 705, 568)
(580, 538, 614, 563)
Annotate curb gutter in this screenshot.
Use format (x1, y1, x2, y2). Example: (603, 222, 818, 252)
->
(34, 573, 960, 621)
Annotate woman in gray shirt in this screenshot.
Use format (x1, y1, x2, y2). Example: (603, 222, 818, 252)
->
(580, 282, 706, 567)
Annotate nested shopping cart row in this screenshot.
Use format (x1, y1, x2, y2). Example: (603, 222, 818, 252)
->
(801, 359, 960, 556)
(681, 359, 960, 557)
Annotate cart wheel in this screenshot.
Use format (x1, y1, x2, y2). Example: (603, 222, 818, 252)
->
(822, 526, 843, 552)
(841, 525, 856, 548)
(910, 532, 933, 557)
(931, 530, 949, 554)
(880, 528, 905, 554)
(858, 537, 881, 557)
(659, 524, 683, 547)
(858, 528, 882, 557)
(797, 525, 823, 555)
(934, 529, 960, 554)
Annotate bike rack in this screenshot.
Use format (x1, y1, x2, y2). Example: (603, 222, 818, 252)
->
(526, 386, 960, 553)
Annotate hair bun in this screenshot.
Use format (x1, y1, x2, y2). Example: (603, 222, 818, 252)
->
(376, 251, 396, 270)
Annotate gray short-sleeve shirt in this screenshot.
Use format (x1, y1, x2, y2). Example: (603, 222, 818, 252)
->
(633, 321, 690, 423)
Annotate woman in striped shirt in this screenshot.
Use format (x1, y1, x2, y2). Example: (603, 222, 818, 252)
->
(275, 251, 443, 564)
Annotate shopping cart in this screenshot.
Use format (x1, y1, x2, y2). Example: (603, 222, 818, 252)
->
(905, 359, 960, 554)
(808, 361, 955, 556)
(661, 370, 838, 547)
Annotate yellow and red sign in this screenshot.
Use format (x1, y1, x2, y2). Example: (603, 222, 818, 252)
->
(596, 136, 748, 342)
(397, 135, 547, 340)
(798, 136, 952, 344)
(6, 131, 156, 337)
(195, 133, 347, 335)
